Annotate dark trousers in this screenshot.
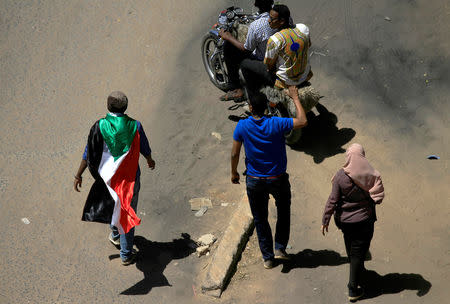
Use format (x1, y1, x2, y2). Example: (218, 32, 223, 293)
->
(341, 219, 374, 290)
(240, 58, 276, 96)
(223, 41, 250, 90)
(246, 173, 291, 261)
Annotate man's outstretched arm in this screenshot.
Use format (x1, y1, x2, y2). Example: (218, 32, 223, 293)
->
(231, 140, 242, 184)
(287, 86, 308, 129)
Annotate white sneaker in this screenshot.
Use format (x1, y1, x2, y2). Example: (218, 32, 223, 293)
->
(108, 232, 120, 246)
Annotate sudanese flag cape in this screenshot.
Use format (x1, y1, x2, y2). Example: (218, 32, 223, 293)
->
(82, 114, 141, 234)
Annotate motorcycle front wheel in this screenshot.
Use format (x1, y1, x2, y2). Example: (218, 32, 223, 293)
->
(201, 33, 233, 92)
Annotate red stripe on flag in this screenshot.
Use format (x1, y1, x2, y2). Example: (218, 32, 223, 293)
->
(110, 132, 141, 233)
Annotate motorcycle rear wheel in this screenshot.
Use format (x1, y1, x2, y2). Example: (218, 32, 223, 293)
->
(271, 104, 303, 145)
(201, 33, 234, 92)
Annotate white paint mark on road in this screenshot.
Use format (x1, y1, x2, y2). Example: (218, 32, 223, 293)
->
(195, 206, 208, 217)
(211, 132, 222, 141)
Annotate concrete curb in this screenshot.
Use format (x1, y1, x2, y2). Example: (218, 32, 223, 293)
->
(201, 194, 254, 298)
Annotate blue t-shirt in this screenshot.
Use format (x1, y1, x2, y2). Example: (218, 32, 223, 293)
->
(233, 116, 293, 177)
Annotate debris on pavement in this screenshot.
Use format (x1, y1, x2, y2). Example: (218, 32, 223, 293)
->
(197, 245, 210, 257)
(310, 51, 327, 57)
(195, 234, 217, 257)
(190, 197, 213, 211)
(198, 234, 217, 246)
(427, 155, 440, 160)
(21, 218, 30, 224)
(211, 132, 222, 141)
(195, 206, 208, 217)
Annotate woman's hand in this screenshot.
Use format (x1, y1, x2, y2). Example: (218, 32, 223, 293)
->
(321, 224, 328, 236)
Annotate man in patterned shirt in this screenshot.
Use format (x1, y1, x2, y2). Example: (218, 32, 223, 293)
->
(240, 4, 312, 96)
(218, 0, 276, 102)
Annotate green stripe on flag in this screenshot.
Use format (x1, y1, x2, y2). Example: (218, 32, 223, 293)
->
(99, 114, 137, 161)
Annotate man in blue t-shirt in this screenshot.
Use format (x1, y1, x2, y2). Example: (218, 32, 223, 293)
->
(231, 86, 308, 269)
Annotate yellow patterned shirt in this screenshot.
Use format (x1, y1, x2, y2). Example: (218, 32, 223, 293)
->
(264, 26, 310, 86)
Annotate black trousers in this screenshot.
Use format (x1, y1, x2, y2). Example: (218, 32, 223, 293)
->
(240, 58, 276, 97)
(223, 41, 250, 90)
(340, 219, 374, 290)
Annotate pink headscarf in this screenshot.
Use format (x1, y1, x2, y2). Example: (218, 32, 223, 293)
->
(342, 143, 385, 203)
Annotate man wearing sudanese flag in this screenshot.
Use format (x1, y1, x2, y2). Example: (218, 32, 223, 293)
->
(74, 91, 155, 265)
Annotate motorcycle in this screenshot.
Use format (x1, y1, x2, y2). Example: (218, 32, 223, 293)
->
(201, 7, 320, 145)
(201, 6, 258, 92)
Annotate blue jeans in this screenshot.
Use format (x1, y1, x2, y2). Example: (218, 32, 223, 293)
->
(246, 173, 291, 261)
(110, 175, 140, 260)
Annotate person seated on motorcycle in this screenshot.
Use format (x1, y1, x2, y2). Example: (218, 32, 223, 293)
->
(240, 4, 312, 96)
(218, 0, 276, 102)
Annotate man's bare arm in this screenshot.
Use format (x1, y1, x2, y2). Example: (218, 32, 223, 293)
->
(287, 86, 308, 129)
(219, 29, 247, 52)
(231, 140, 242, 184)
(74, 159, 87, 192)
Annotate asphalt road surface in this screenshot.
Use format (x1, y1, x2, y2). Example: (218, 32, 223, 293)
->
(1, 0, 448, 303)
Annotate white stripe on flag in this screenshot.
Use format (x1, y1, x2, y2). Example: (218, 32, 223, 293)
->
(98, 142, 129, 234)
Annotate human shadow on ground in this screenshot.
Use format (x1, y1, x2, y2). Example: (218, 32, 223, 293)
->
(228, 102, 249, 122)
(279, 249, 431, 299)
(109, 233, 196, 295)
(360, 269, 431, 299)
(280, 249, 348, 273)
(290, 103, 355, 163)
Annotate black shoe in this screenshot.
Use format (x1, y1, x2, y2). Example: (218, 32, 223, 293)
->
(263, 259, 275, 269)
(274, 249, 291, 260)
(348, 287, 364, 302)
(121, 253, 136, 266)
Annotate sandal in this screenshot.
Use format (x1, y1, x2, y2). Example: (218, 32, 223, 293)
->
(220, 90, 246, 102)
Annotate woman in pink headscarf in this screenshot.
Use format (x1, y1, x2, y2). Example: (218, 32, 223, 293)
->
(321, 143, 384, 302)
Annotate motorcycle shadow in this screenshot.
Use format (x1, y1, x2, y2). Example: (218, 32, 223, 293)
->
(289, 103, 355, 163)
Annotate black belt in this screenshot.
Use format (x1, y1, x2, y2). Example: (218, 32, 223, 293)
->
(247, 173, 284, 180)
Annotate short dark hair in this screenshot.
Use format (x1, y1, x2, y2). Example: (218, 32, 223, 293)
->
(254, 0, 273, 13)
(248, 91, 268, 116)
(271, 4, 293, 29)
(107, 91, 128, 113)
